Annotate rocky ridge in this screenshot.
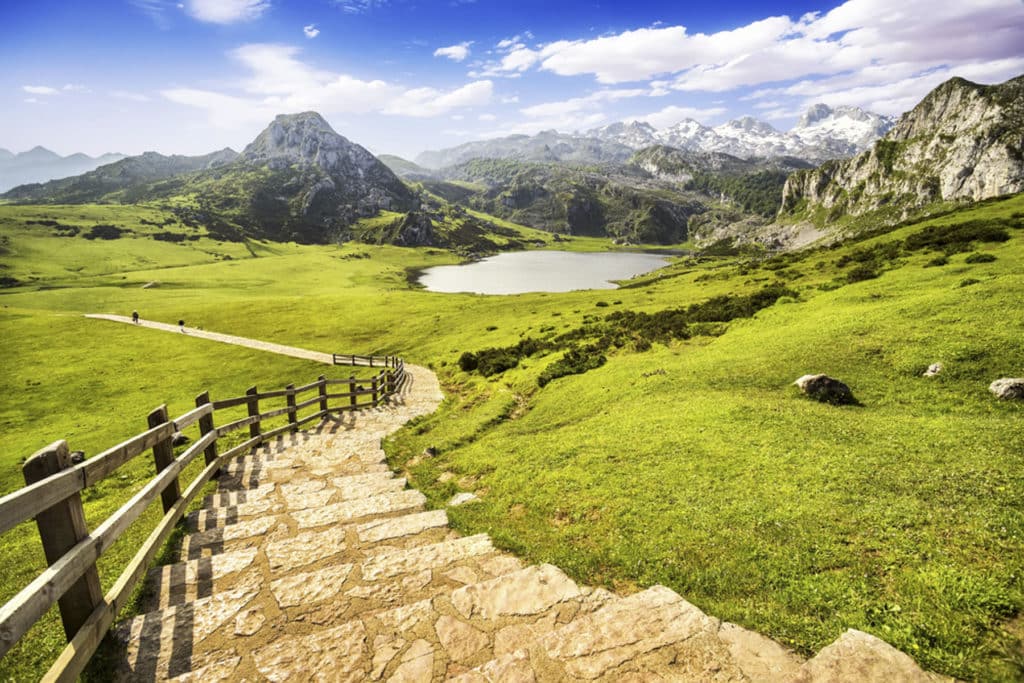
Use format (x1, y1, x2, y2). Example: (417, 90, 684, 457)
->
(106, 364, 949, 682)
(779, 75, 1024, 224)
(416, 104, 895, 169)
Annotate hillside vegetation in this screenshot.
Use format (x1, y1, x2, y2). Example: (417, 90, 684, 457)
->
(0, 195, 1022, 680)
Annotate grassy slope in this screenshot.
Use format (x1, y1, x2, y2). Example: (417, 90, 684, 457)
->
(1, 197, 1022, 679)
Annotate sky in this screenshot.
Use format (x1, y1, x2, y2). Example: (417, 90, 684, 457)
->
(2, 0, 1023, 160)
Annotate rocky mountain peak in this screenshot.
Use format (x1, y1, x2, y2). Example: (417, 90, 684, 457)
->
(796, 104, 834, 127)
(242, 111, 380, 176)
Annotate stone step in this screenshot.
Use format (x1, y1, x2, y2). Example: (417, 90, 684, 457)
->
(201, 473, 408, 516)
(792, 629, 951, 682)
(148, 547, 260, 608)
(216, 561, 604, 681)
(113, 536, 527, 681)
(112, 577, 262, 680)
(453, 585, 750, 681)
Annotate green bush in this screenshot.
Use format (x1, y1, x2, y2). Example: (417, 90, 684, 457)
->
(538, 346, 606, 387)
(964, 252, 997, 263)
(846, 265, 879, 282)
(904, 219, 1010, 253)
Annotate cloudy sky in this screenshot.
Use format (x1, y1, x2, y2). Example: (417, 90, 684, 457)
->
(2, 0, 1023, 159)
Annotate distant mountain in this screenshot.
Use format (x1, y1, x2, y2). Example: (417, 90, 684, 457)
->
(416, 130, 634, 169)
(779, 75, 1024, 225)
(2, 148, 239, 202)
(378, 154, 434, 180)
(0, 147, 125, 192)
(3, 112, 416, 244)
(416, 105, 896, 170)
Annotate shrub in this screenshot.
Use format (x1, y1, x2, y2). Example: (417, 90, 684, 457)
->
(958, 278, 981, 288)
(538, 346, 607, 387)
(457, 352, 478, 372)
(964, 252, 997, 263)
(83, 224, 126, 240)
(924, 255, 949, 268)
(846, 265, 879, 283)
(903, 219, 1010, 253)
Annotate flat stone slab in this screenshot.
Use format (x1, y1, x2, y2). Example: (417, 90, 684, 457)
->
(150, 548, 258, 607)
(361, 534, 495, 581)
(357, 509, 449, 544)
(292, 490, 426, 529)
(203, 483, 276, 509)
(332, 472, 407, 501)
(187, 498, 277, 531)
(271, 563, 355, 609)
(452, 564, 582, 621)
(540, 585, 713, 680)
(793, 629, 949, 682)
(265, 526, 348, 570)
(117, 581, 260, 678)
(252, 620, 368, 683)
(181, 516, 278, 560)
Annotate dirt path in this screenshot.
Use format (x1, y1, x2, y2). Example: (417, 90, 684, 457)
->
(85, 314, 335, 365)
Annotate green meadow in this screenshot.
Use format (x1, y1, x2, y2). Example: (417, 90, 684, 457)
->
(1, 197, 1022, 680)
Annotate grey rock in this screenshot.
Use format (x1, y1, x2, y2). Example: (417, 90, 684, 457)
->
(794, 374, 858, 405)
(69, 450, 86, 464)
(989, 377, 1024, 400)
(923, 362, 944, 377)
(780, 75, 1024, 224)
(171, 431, 190, 446)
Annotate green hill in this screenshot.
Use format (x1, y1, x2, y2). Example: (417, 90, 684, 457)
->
(0, 194, 1022, 680)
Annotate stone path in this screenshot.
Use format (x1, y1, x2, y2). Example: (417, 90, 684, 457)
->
(107, 365, 949, 682)
(85, 314, 335, 364)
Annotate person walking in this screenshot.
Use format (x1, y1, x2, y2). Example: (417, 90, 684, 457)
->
(132, 310, 139, 324)
(178, 319, 185, 333)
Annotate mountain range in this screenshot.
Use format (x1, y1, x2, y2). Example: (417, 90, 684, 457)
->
(0, 147, 125, 193)
(3, 75, 1021, 250)
(416, 105, 896, 169)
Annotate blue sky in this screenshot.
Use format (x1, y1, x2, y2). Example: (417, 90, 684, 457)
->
(2, 0, 1023, 159)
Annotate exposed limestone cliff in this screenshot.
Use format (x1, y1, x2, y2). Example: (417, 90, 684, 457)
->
(779, 75, 1024, 224)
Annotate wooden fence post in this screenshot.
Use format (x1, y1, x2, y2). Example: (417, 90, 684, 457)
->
(22, 441, 103, 641)
(371, 376, 379, 406)
(246, 385, 260, 439)
(195, 391, 218, 469)
(318, 375, 328, 413)
(147, 405, 181, 514)
(349, 376, 358, 409)
(286, 383, 297, 432)
(386, 369, 395, 396)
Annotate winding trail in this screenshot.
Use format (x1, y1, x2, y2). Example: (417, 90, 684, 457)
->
(85, 314, 335, 365)
(85, 314, 944, 681)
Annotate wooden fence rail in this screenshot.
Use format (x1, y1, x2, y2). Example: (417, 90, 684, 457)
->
(0, 353, 406, 681)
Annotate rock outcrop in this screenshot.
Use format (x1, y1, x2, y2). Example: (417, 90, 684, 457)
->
(989, 377, 1024, 399)
(794, 374, 858, 405)
(779, 75, 1024, 224)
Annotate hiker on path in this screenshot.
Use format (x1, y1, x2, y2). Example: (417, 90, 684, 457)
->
(178, 319, 185, 333)
(132, 310, 139, 324)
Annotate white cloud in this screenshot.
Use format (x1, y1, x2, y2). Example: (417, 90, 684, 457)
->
(23, 85, 59, 95)
(24, 97, 39, 104)
(434, 42, 472, 62)
(334, 0, 387, 14)
(111, 90, 152, 102)
(478, 113, 496, 121)
(520, 89, 647, 119)
(476, 0, 1024, 117)
(384, 80, 493, 117)
(62, 83, 89, 92)
(303, 24, 319, 39)
(184, 0, 269, 24)
(163, 43, 493, 127)
(635, 105, 728, 128)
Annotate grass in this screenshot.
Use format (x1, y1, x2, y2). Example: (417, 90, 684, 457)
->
(1, 195, 1023, 680)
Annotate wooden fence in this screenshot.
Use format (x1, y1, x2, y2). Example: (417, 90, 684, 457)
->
(0, 355, 406, 681)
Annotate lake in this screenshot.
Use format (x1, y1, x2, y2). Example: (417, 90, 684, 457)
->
(417, 250, 671, 295)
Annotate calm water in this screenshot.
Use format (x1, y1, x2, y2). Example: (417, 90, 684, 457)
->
(417, 250, 670, 295)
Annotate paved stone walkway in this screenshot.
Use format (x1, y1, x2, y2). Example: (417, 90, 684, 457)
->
(107, 364, 948, 682)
